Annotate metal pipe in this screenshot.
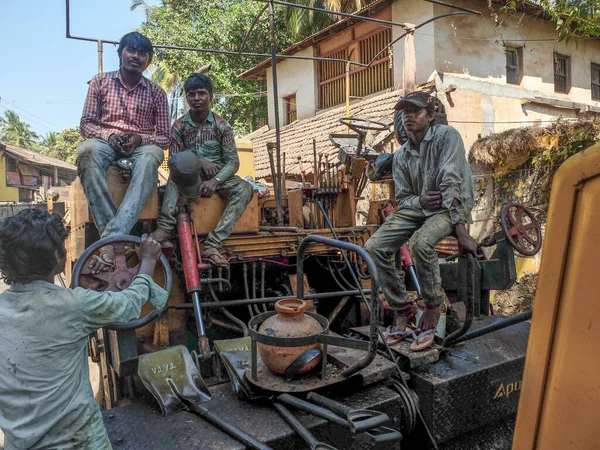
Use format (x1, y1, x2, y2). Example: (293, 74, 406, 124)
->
(261, 261, 268, 313)
(64, 0, 368, 68)
(259, 226, 299, 232)
(296, 231, 378, 377)
(253, 0, 407, 28)
(243, 263, 255, 318)
(451, 311, 532, 345)
(239, 3, 269, 54)
(172, 288, 373, 309)
(269, 1, 284, 226)
(208, 283, 249, 336)
(97, 40, 103, 73)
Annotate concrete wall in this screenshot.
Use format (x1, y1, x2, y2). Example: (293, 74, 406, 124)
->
(433, 0, 600, 107)
(0, 153, 19, 203)
(391, 0, 435, 87)
(266, 47, 318, 128)
(434, 73, 580, 152)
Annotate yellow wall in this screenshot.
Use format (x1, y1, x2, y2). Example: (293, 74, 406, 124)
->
(0, 152, 19, 202)
(235, 138, 255, 179)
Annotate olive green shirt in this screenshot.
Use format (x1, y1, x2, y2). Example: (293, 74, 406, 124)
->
(0, 275, 168, 450)
(393, 124, 474, 224)
(170, 110, 239, 183)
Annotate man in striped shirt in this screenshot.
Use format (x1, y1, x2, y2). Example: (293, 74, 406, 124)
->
(151, 74, 253, 266)
(77, 32, 169, 270)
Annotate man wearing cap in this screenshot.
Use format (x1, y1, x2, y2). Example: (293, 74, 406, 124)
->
(151, 73, 253, 266)
(364, 91, 477, 351)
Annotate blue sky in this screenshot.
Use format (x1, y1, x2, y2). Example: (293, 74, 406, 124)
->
(0, 1, 149, 138)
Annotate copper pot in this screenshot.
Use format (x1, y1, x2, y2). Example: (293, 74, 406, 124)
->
(257, 299, 323, 375)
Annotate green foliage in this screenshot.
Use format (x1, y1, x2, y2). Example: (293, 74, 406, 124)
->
(499, 0, 600, 43)
(139, 0, 290, 134)
(0, 110, 39, 149)
(137, 0, 377, 134)
(40, 128, 84, 165)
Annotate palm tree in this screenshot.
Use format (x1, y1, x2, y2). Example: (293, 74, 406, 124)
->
(284, 0, 369, 41)
(151, 60, 182, 122)
(42, 131, 60, 149)
(0, 110, 39, 149)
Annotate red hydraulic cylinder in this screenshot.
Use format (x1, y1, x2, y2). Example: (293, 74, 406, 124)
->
(176, 211, 200, 292)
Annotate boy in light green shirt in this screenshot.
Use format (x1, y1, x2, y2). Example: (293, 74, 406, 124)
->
(0, 209, 168, 449)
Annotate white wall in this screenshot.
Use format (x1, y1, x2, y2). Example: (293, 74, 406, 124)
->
(391, 0, 436, 88)
(266, 47, 318, 128)
(433, 0, 600, 107)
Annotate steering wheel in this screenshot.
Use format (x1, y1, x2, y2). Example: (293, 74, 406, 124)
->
(339, 117, 389, 133)
(72, 234, 173, 330)
(500, 203, 542, 256)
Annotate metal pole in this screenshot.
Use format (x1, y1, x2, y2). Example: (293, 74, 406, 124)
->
(269, 1, 284, 225)
(174, 288, 373, 309)
(97, 40, 103, 73)
(451, 311, 532, 345)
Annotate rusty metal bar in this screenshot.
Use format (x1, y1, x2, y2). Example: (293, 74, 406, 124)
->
(173, 288, 373, 309)
(239, 2, 269, 54)
(65, 0, 367, 68)
(296, 231, 379, 378)
(269, 1, 284, 226)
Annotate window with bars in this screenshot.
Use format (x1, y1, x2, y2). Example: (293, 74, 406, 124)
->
(554, 53, 570, 94)
(506, 48, 520, 85)
(284, 94, 297, 125)
(592, 63, 600, 101)
(318, 28, 392, 109)
(5, 157, 17, 173)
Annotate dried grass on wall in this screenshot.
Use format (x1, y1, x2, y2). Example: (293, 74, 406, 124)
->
(469, 117, 600, 173)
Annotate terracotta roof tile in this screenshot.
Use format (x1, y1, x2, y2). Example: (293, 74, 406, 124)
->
(247, 88, 401, 178)
(0, 143, 77, 173)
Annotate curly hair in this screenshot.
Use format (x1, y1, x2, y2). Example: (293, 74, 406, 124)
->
(0, 209, 68, 285)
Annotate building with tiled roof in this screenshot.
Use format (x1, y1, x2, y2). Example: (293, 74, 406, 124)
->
(244, 0, 600, 176)
(0, 142, 77, 203)
(248, 89, 400, 179)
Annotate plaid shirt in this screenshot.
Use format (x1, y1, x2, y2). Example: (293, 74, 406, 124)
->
(171, 110, 239, 182)
(80, 70, 170, 148)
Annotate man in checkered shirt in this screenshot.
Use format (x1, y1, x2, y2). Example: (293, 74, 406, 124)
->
(77, 32, 169, 270)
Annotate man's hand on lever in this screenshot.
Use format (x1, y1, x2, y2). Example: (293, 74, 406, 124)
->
(455, 223, 478, 256)
(198, 179, 219, 198)
(419, 190, 443, 211)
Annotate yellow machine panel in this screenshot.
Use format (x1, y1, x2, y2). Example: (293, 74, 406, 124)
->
(190, 193, 259, 235)
(513, 142, 600, 450)
(157, 138, 256, 179)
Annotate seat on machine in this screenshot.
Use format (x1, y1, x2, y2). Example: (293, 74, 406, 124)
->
(69, 165, 159, 224)
(189, 193, 259, 235)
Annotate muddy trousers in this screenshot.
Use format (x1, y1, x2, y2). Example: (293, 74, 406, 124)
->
(364, 208, 453, 314)
(157, 175, 253, 249)
(76, 139, 164, 238)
